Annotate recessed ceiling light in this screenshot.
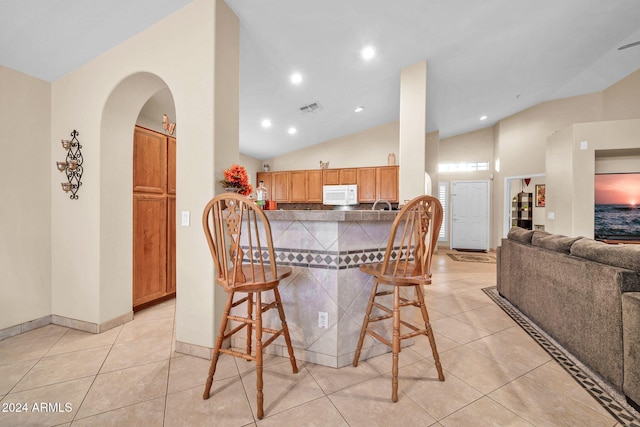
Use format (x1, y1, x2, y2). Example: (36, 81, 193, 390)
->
(261, 119, 272, 128)
(354, 106, 364, 113)
(480, 115, 488, 121)
(361, 45, 375, 60)
(290, 72, 303, 85)
(287, 127, 297, 135)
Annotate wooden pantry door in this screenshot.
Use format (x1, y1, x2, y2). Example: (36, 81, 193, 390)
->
(132, 126, 176, 309)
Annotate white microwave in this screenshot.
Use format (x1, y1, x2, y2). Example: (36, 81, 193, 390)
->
(323, 184, 358, 206)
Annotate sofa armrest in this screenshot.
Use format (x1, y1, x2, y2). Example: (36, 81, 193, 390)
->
(623, 292, 640, 411)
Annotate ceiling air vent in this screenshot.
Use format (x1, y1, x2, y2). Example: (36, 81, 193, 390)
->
(299, 102, 322, 113)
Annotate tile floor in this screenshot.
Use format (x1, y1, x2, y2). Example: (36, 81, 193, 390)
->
(0, 250, 622, 426)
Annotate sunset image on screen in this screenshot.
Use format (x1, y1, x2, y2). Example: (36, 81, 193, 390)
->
(594, 173, 640, 205)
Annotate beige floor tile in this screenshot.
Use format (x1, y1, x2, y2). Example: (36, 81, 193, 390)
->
(165, 380, 254, 427)
(305, 359, 379, 394)
(233, 351, 294, 375)
(522, 361, 613, 419)
(437, 345, 528, 395)
(396, 359, 484, 420)
(0, 376, 93, 427)
(328, 376, 437, 426)
(170, 353, 239, 395)
(364, 345, 425, 375)
(489, 374, 617, 427)
(0, 325, 69, 365)
(408, 331, 460, 360)
(13, 346, 110, 392)
(0, 359, 37, 395)
(427, 292, 494, 317)
(71, 397, 165, 426)
(75, 359, 170, 419)
(46, 326, 122, 356)
(133, 299, 176, 321)
(451, 303, 517, 333)
(100, 333, 172, 373)
(439, 396, 534, 427)
(240, 360, 324, 419)
(430, 316, 492, 345)
(257, 396, 348, 426)
(115, 316, 175, 344)
(464, 328, 551, 374)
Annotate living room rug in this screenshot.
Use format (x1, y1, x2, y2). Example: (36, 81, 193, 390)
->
(447, 253, 496, 264)
(483, 286, 640, 426)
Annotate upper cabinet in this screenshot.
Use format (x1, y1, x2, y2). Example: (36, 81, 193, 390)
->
(306, 170, 323, 202)
(357, 166, 398, 203)
(289, 170, 307, 202)
(376, 166, 399, 202)
(357, 168, 377, 202)
(257, 165, 399, 204)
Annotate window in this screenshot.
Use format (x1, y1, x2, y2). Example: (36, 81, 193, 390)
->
(438, 162, 489, 173)
(438, 182, 448, 241)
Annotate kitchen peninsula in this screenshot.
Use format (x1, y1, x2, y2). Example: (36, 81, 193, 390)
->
(233, 209, 411, 368)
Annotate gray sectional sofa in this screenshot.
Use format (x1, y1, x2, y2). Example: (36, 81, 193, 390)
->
(497, 227, 640, 410)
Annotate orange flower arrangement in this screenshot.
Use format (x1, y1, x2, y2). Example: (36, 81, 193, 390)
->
(220, 164, 253, 196)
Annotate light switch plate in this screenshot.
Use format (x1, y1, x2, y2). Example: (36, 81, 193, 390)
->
(181, 211, 190, 226)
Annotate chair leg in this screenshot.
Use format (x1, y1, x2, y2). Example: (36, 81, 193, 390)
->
(203, 292, 234, 399)
(353, 279, 380, 367)
(255, 291, 264, 419)
(246, 292, 254, 358)
(415, 286, 444, 381)
(273, 287, 298, 374)
(391, 285, 400, 402)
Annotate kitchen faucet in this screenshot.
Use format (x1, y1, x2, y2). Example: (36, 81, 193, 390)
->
(372, 199, 391, 211)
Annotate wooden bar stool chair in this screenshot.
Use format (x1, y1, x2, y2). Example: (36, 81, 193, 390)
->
(353, 195, 445, 402)
(201, 193, 298, 419)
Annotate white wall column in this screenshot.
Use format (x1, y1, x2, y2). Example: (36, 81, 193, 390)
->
(399, 60, 427, 203)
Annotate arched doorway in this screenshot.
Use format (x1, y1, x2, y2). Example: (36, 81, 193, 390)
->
(132, 91, 177, 309)
(99, 72, 177, 319)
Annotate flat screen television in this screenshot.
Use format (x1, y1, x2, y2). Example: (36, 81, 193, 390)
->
(594, 172, 640, 241)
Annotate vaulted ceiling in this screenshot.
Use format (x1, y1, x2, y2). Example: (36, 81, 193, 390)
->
(2, 0, 640, 160)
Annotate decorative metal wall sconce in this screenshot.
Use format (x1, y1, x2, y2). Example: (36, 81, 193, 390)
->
(56, 130, 83, 199)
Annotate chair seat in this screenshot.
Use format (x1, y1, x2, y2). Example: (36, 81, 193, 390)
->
(218, 265, 293, 293)
(359, 262, 432, 286)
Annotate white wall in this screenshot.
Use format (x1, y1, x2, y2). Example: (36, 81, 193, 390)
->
(266, 121, 399, 171)
(47, 0, 235, 350)
(546, 118, 640, 238)
(0, 66, 51, 330)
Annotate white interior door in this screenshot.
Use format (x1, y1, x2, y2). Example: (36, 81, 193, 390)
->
(450, 180, 490, 250)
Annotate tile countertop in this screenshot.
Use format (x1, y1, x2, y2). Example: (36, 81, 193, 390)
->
(263, 209, 399, 222)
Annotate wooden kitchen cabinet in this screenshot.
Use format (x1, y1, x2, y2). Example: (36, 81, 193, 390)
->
(340, 168, 357, 184)
(357, 168, 377, 202)
(257, 165, 398, 204)
(322, 169, 339, 185)
(272, 171, 290, 202)
(257, 171, 289, 202)
(132, 126, 176, 310)
(376, 166, 399, 202)
(323, 168, 357, 185)
(306, 170, 323, 202)
(256, 171, 272, 198)
(357, 166, 399, 203)
(289, 170, 307, 202)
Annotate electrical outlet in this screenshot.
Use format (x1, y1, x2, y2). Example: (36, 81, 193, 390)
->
(318, 312, 328, 328)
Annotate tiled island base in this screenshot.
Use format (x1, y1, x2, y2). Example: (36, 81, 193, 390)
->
(230, 210, 414, 368)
